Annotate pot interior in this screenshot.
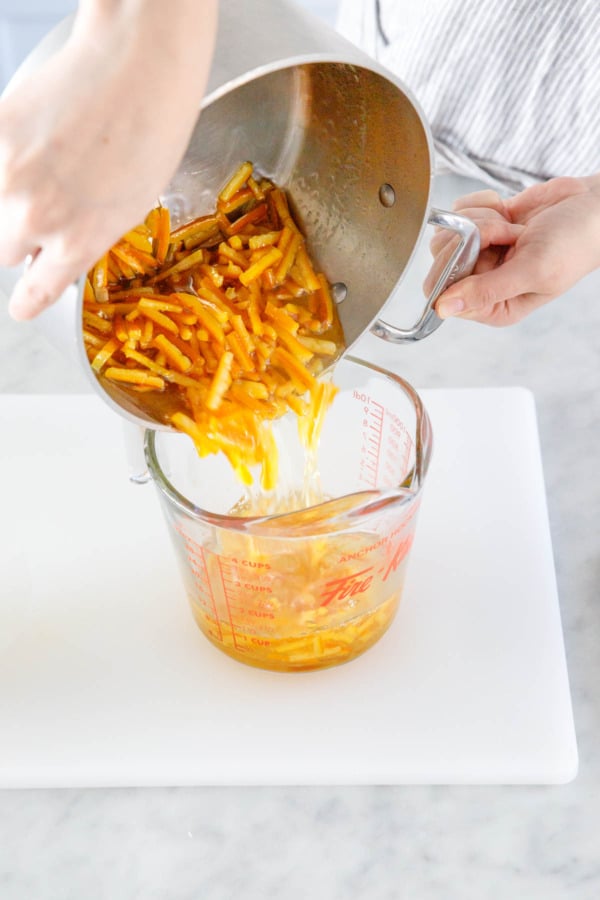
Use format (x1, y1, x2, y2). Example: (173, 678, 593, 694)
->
(162, 61, 431, 348)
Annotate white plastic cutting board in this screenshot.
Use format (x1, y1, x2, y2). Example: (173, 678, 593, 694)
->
(0, 389, 577, 786)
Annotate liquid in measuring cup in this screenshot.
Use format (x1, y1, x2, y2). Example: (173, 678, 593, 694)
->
(146, 356, 432, 673)
(170, 500, 419, 672)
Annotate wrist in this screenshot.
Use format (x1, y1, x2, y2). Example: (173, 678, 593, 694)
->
(584, 171, 600, 198)
(70, 0, 218, 98)
(579, 173, 600, 271)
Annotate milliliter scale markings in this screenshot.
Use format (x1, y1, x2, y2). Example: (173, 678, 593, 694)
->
(360, 397, 385, 488)
(184, 536, 223, 641)
(217, 557, 241, 649)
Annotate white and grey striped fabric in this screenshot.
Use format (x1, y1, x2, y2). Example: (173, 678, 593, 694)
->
(336, 0, 600, 193)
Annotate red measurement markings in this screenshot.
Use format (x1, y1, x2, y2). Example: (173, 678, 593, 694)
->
(383, 415, 413, 483)
(354, 391, 385, 489)
(320, 565, 375, 606)
(381, 533, 415, 582)
(217, 556, 242, 649)
(179, 530, 222, 642)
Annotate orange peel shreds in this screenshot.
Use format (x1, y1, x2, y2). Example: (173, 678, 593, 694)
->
(200, 264, 224, 288)
(239, 246, 282, 286)
(271, 324, 314, 365)
(217, 186, 254, 215)
(227, 202, 269, 235)
(297, 335, 338, 356)
(315, 273, 334, 329)
(264, 301, 300, 334)
(138, 306, 179, 335)
(235, 380, 269, 400)
(82, 309, 113, 335)
(247, 175, 265, 201)
(104, 367, 165, 390)
(138, 297, 183, 314)
(193, 306, 226, 343)
(92, 255, 109, 302)
(226, 331, 255, 373)
(122, 227, 153, 254)
(270, 347, 317, 394)
(83, 330, 106, 351)
(174, 291, 229, 324)
(294, 244, 321, 292)
(122, 347, 202, 389)
(111, 243, 157, 275)
(230, 313, 254, 355)
(247, 296, 264, 336)
(286, 393, 309, 418)
(299, 379, 338, 449)
(83, 160, 345, 488)
(152, 333, 193, 373)
(171, 411, 218, 457)
(154, 207, 172, 263)
(269, 188, 297, 231)
(91, 337, 121, 372)
(248, 231, 280, 250)
(217, 242, 248, 269)
(206, 350, 234, 410)
(171, 214, 219, 246)
(196, 277, 233, 313)
(258, 423, 278, 492)
(83, 278, 95, 304)
(150, 246, 205, 282)
(275, 230, 303, 283)
(218, 161, 254, 203)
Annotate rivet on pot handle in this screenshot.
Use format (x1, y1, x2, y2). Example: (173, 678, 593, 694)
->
(370, 208, 480, 344)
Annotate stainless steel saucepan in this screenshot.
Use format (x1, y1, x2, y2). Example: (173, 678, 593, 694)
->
(0, 0, 479, 429)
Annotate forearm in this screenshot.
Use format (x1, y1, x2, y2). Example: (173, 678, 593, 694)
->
(581, 171, 600, 196)
(72, 0, 218, 61)
(70, 0, 218, 116)
(0, 0, 219, 319)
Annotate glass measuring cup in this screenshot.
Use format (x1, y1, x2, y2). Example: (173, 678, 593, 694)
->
(144, 356, 432, 672)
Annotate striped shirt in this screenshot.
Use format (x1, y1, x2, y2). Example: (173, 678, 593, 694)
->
(336, 0, 600, 193)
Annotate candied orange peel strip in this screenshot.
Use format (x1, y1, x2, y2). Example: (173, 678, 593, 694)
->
(82, 161, 345, 489)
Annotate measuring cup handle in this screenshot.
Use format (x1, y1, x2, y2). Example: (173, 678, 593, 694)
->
(370, 208, 480, 344)
(122, 421, 152, 484)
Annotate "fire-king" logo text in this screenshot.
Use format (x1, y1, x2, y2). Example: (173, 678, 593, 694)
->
(320, 534, 414, 606)
(320, 566, 375, 606)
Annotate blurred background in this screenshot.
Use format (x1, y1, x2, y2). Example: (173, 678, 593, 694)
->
(0, 0, 340, 93)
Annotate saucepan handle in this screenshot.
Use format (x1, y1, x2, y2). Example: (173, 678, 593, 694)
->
(370, 208, 480, 344)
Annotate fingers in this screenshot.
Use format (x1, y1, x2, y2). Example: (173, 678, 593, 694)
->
(435, 253, 537, 321)
(0, 200, 38, 268)
(430, 217, 523, 257)
(452, 188, 509, 216)
(7, 245, 82, 320)
(427, 214, 524, 310)
(456, 290, 556, 327)
(506, 176, 586, 222)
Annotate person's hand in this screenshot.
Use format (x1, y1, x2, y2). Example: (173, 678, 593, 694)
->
(429, 175, 600, 326)
(0, 0, 217, 321)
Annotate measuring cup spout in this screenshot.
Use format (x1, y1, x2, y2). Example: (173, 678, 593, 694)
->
(246, 487, 415, 536)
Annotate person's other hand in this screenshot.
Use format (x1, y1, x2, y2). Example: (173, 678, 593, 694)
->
(429, 176, 600, 326)
(0, 0, 217, 321)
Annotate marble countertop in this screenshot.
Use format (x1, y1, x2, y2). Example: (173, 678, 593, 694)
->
(1, 174, 599, 898)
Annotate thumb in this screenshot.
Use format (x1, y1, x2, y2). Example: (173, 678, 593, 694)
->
(8, 246, 83, 321)
(436, 254, 535, 319)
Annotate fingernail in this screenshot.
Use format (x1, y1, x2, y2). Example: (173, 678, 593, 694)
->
(437, 296, 465, 318)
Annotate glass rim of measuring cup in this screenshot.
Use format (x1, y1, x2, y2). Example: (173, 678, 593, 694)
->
(143, 355, 433, 536)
